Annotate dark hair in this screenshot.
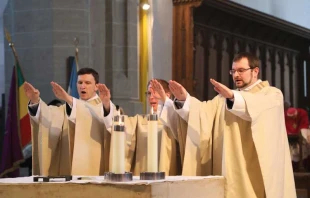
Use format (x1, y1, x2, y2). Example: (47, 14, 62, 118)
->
(147, 79, 174, 99)
(233, 52, 260, 69)
(47, 99, 63, 107)
(77, 68, 99, 84)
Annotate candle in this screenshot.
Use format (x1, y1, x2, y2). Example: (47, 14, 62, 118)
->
(111, 112, 125, 174)
(147, 107, 158, 172)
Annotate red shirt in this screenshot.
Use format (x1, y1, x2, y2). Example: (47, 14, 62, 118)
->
(285, 108, 309, 134)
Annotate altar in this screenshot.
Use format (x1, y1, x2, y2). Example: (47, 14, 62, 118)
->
(0, 176, 224, 198)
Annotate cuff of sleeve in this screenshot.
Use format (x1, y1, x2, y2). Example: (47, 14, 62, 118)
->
(104, 101, 114, 117)
(66, 97, 76, 117)
(28, 98, 41, 107)
(174, 93, 190, 121)
(173, 93, 189, 109)
(229, 90, 244, 110)
(102, 101, 114, 129)
(28, 103, 39, 108)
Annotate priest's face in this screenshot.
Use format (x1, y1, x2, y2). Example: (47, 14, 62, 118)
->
(147, 85, 161, 112)
(231, 57, 259, 89)
(77, 74, 98, 100)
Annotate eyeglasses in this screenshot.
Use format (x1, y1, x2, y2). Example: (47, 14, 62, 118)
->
(145, 91, 152, 97)
(229, 68, 253, 75)
(145, 91, 161, 99)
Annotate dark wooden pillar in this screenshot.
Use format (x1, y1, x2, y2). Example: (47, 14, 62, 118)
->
(279, 51, 285, 93)
(216, 34, 223, 82)
(288, 53, 294, 105)
(260, 46, 267, 81)
(172, 0, 202, 95)
(269, 49, 276, 86)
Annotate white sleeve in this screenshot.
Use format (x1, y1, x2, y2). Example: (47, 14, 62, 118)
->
(227, 90, 251, 121)
(28, 102, 41, 123)
(67, 98, 76, 124)
(159, 97, 178, 139)
(159, 97, 173, 123)
(102, 101, 115, 133)
(174, 93, 190, 122)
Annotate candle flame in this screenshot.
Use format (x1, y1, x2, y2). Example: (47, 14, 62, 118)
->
(151, 106, 153, 114)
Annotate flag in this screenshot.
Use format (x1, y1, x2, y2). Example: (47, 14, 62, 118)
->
(68, 57, 79, 98)
(0, 66, 24, 177)
(16, 63, 32, 148)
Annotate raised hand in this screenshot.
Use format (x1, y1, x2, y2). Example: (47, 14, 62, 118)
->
(150, 79, 166, 102)
(50, 82, 72, 105)
(210, 78, 233, 99)
(97, 83, 111, 110)
(168, 80, 187, 101)
(24, 82, 40, 104)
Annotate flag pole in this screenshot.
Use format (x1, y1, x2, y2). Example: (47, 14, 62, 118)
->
(73, 37, 79, 69)
(67, 37, 80, 98)
(5, 29, 21, 65)
(4, 29, 23, 151)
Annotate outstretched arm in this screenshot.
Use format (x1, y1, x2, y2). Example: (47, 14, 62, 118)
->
(24, 81, 40, 104)
(97, 83, 111, 114)
(150, 79, 166, 103)
(50, 81, 77, 123)
(168, 80, 191, 121)
(210, 78, 251, 120)
(24, 82, 41, 121)
(97, 83, 114, 131)
(210, 78, 234, 99)
(169, 80, 187, 101)
(50, 81, 73, 106)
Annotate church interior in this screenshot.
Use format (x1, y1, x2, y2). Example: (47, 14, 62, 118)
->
(0, 0, 309, 197)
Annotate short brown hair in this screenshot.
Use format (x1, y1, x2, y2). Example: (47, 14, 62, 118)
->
(77, 68, 99, 84)
(147, 79, 174, 99)
(233, 52, 260, 69)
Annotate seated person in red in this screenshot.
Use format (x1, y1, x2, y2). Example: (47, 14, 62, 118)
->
(285, 107, 309, 135)
(285, 107, 310, 171)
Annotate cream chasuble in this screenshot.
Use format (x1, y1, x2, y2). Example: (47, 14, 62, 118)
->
(183, 81, 295, 198)
(30, 97, 111, 176)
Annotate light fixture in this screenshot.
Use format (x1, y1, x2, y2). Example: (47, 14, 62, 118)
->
(140, 0, 150, 10)
(142, 3, 150, 10)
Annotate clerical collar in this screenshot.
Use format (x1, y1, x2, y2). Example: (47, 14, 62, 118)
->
(80, 94, 99, 101)
(239, 79, 262, 91)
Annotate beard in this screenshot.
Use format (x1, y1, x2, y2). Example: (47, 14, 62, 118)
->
(234, 73, 253, 89)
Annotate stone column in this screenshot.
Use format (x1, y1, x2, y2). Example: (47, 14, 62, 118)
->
(90, 0, 141, 115)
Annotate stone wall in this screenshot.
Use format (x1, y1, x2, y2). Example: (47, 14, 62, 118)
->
(3, 0, 141, 115)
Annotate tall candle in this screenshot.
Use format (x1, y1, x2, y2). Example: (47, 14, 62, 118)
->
(111, 112, 125, 174)
(147, 107, 158, 172)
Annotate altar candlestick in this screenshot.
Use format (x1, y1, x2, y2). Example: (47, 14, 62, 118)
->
(147, 107, 158, 172)
(111, 113, 125, 174)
